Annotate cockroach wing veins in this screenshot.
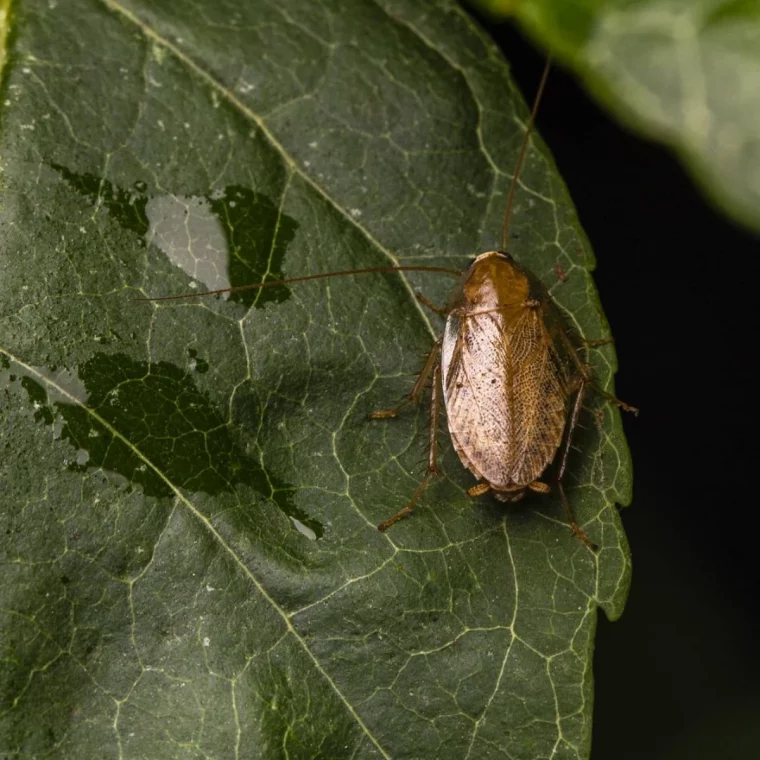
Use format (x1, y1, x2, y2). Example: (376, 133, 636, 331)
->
(441, 301, 571, 493)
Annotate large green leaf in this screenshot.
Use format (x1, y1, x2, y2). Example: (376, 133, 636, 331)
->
(0, 1, 631, 758)
(472, 0, 760, 234)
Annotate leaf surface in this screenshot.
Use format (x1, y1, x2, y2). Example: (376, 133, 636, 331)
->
(0, 1, 631, 758)
(472, 0, 760, 233)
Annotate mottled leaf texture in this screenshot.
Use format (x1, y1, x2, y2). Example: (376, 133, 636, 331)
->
(472, 0, 760, 234)
(0, 1, 631, 759)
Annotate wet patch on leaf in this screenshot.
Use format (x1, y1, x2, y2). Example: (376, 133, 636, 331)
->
(51, 163, 150, 237)
(52, 165, 297, 308)
(14, 353, 322, 537)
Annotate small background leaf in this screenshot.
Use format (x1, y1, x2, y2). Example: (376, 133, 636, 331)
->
(472, 0, 760, 234)
(0, 1, 631, 758)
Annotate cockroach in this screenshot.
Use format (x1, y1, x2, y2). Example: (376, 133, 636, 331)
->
(138, 60, 636, 550)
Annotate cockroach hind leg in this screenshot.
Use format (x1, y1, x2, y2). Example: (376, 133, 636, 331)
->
(557, 482, 598, 552)
(575, 365, 638, 417)
(570, 522, 598, 553)
(378, 468, 437, 532)
(560, 332, 639, 417)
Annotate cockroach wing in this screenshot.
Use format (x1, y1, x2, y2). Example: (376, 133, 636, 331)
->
(441, 303, 572, 490)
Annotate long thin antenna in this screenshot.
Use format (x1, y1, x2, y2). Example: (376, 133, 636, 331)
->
(135, 265, 462, 302)
(501, 57, 552, 251)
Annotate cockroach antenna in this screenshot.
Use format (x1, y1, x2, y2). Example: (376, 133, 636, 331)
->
(134, 265, 462, 301)
(501, 57, 552, 252)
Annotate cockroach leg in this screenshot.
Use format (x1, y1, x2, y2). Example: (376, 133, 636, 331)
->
(556, 375, 598, 551)
(416, 292, 449, 316)
(558, 328, 639, 416)
(557, 482, 598, 552)
(527, 480, 551, 494)
(582, 337, 614, 347)
(591, 385, 639, 415)
(378, 359, 442, 532)
(369, 340, 441, 419)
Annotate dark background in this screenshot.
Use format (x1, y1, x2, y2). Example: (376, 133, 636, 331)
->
(475, 17, 760, 760)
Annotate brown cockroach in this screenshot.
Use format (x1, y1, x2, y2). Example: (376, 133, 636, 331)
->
(139, 60, 636, 550)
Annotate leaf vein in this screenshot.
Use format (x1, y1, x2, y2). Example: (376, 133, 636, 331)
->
(99, 0, 438, 344)
(0, 345, 392, 760)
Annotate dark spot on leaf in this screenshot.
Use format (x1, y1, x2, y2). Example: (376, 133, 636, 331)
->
(18, 354, 322, 538)
(21, 376, 46, 405)
(207, 185, 298, 309)
(50, 163, 149, 237)
(51, 168, 298, 310)
(187, 348, 209, 374)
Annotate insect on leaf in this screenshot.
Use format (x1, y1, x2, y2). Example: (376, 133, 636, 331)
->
(0, 1, 632, 758)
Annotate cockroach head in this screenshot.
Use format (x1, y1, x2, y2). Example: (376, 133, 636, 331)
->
(460, 249, 528, 307)
(468, 250, 513, 269)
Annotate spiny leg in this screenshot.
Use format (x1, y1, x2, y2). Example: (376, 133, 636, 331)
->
(591, 385, 639, 415)
(581, 337, 614, 347)
(558, 327, 639, 416)
(556, 376, 597, 551)
(369, 339, 441, 419)
(378, 359, 441, 532)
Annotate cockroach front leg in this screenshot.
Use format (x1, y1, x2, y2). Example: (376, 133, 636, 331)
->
(369, 340, 441, 419)
(377, 358, 442, 532)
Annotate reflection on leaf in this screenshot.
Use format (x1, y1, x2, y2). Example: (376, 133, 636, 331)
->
(53, 164, 297, 306)
(208, 185, 297, 308)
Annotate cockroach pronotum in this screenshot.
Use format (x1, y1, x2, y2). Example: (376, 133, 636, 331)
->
(138, 60, 636, 551)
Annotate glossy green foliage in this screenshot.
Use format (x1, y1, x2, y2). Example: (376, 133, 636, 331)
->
(0, 1, 631, 757)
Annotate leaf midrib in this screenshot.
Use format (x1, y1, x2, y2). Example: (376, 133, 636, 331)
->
(0, 346, 392, 759)
(99, 0, 439, 345)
